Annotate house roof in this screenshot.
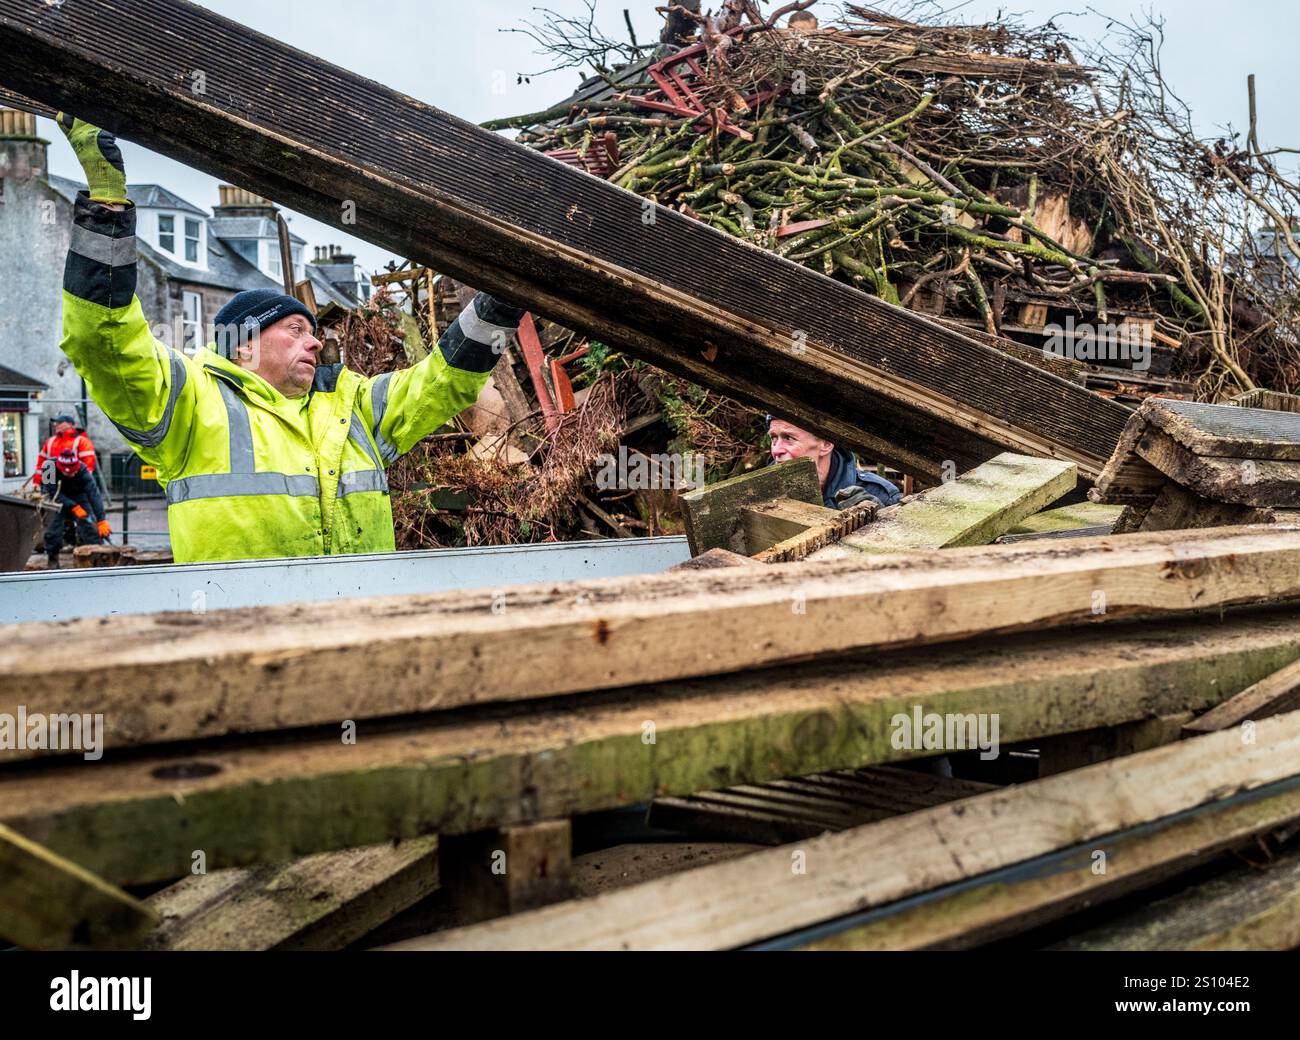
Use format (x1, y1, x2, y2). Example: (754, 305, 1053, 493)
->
(138, 233, 280, 294)
(208, 215, 306, 245)
(304, 264, 359, 309)
(46, 173, 84, 205)
(127, 183, 208, 216)
(0, 363, 47, 391)
(46, 174, 278, 292)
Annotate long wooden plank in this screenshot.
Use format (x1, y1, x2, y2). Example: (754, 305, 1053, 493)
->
(1051, 843, 1300, 951)
(0, 822, 157, 950)
(1184, 657, 1300, 735)
(5, 526, 1300, 760)
(4, 609, 1299, 886)
(143, 837, 439, 951)
(811, 453, 1075, 557)
(0, 0, 1130, 480)
(384, 710, 1300, 950)
(798, 770, 1300, 950)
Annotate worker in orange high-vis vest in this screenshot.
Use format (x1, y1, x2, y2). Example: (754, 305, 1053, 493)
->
(31, 414, 98, 488)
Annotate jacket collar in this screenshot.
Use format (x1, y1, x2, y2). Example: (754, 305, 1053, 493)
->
(197, 348, 286, 404)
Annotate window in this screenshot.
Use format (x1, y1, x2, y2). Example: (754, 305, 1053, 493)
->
(158, 213, 175, 254)
(2, 412, 24, 478)
(291, 245, 303, 282)
(182, 291, 203, 353)
(184, 218, 202, 263)
(267, 241, 282, 280)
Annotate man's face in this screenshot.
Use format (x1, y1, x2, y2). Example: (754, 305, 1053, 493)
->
(243, 314, 322, 397)
(769, 420, 833, 465)
(55, 421, 74, 437)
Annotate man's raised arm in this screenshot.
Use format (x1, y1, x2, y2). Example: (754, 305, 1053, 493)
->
(57, 116, 194, 469)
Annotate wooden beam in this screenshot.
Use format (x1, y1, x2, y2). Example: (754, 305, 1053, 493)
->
(748, 499, 877, 562)
(383, 711, 1300, 950)
(143, 837, 439, 950)
(4, 609, 1300, 886)
(0, 822, 157, 950)
(0, 0, 1131, 481)
(1137, 482, 1272, 532)
(811, 453, 1076, 557)
(799, 768, 1300, 950)
(681, 459, 819, 555)
(1051, 843, 1300, 951)
(436, 821, 572, 926)
(1184, 657, 1300, 736)
(5, 527, 1300, 761)
(742, 497, 840, 554)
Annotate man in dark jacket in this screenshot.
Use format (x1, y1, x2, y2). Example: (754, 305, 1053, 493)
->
(41, 448, 109, 568)
(767, 417, 901, 509)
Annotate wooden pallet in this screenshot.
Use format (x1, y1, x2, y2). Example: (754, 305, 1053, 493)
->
(648, 766, 997, 845)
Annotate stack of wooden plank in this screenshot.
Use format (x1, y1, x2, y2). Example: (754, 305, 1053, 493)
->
(4, 517, 1300, 950)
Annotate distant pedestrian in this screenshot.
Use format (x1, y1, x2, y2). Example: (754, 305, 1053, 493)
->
(40, 448, 110, 568)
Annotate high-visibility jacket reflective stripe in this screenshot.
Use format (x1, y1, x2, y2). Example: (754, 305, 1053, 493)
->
(59, 190, 522, 564)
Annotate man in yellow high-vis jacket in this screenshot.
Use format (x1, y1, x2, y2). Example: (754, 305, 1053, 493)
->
(57, 116, 523, 564)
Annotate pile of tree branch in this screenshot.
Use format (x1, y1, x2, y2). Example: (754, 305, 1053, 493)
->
(504, 1, 1300, 397)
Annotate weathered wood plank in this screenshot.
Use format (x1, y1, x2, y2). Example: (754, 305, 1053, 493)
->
(384, 710, 1300, 950)
(1184, 657, 1300, 736)
(0, 0, 1131, 481)
(5, 526, 1300, 760)
(798, 770, 1300, 950)
(143, 837, 439, 951)
(748, 499, 877, 562)
(1137, 482, 1272, 532)
(5, 609, 1299, 886)
(812, 453, 1075, 557)
(1051, 843, 1300, 951)
(681, 459, 819, 555)
(742, 497, 841, 554)
(1145, 399, 1300, 462)
(436, 821, 572, 926)
(1006, 501, 1123, 535)
(1136, 427, 1300, 507)
(0, 822, 157, 950)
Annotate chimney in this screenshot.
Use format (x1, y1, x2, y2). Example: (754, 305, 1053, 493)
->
(0, 107, 47, 184)
(213, 183, 279, 218)
(311, 244, 356, 266)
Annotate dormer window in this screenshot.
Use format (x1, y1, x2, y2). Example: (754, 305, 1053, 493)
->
(184, 218, 202, 263)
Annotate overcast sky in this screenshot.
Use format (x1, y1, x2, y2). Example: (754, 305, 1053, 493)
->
(36, 0, 1299, 275)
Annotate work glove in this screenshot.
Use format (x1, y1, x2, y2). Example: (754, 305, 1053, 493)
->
(72, 505, 89, 519)
(834, 486, 884, 510)
(56, 114, 129, 205)
(96, 520, 112, 538)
